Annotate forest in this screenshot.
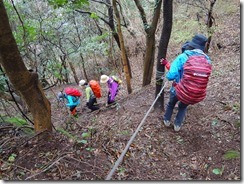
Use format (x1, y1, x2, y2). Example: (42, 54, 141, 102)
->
(0, 0, 240, 181)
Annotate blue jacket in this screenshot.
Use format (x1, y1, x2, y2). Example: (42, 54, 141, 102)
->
(166, 49, 211, 94)
(64, 94, 80, 107)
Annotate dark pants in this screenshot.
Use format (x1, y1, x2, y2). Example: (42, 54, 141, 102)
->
(87, 98, 99, 111)
(107, 93, 115, 104)
(70, 106, 76, 115)
(164, 91, 188, 126)
(107, 90, 118, 104)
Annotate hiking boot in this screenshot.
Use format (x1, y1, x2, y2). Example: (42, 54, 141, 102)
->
(163, 120, 171, 127)
(174, 124, 181, 132)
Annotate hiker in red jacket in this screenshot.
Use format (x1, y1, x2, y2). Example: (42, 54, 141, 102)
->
(161, 34, 211, 132)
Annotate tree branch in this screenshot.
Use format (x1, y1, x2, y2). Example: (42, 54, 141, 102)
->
(75, 9, 111, 25)
(133, 0, 149, 32)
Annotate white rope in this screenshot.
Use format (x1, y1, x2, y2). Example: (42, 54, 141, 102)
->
(105, 80, 168, 180)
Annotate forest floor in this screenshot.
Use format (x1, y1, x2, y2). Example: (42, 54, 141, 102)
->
(0, 5, 240, 181)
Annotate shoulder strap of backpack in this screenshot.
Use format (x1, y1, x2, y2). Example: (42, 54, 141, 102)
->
(192, 49, 208, 57)
(184, 50, 210, 63)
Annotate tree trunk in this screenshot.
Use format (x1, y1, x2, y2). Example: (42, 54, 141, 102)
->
(205, 0, 216, 53)
(68, 61, 79, 84)
(60, 55, 69, 83)
(105, 0, 132, 78)
(112, 0, 132, 94)
(80, 54, 88, 81)
(134, 0, 162, 86)
(142, 33, 156, 86)
(0, 0, 52, 133)
(154, 0, 173, 110)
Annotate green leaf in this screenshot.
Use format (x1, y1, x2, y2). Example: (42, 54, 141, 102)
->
(223, 150, 240, 160)
(18, 171, 25, 176)
(81, 139, 88, 144)
(48, 0, 89, 8)
(8, 154, 17, 162)
(90, 12, 99, 20)
(5, 117, 27, 127)
(76, 139, 87, 144)
(81, 132, 90, 138)
(57, 128, 76, 140)
(213, 166, 225, 175)
(211, 120, 218, 126)
(212, 168, 221, 175)
(86, 147, 95, 151)
(118, 167, 126, 173)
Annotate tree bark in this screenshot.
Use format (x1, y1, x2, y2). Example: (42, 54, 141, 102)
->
(134, 0, 162, 86)
(0, 0, 52, 133)
(105, 0, 132, 78)
(154, 0, 173, 110)
(205, 0, 216, 53)
(80, 54, 88, 81)
(112, 0, 132, 94)
(60, 55, 69, 83)
(68, 61, 79, 84)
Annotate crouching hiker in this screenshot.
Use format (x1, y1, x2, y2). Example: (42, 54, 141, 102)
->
(57, 87, 81, 116)
(161, 34, 212, 132)
(79, 79, 100, 112)
(100, 75, 122, 106)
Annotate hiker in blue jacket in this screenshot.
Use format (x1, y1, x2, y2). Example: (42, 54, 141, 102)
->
(161, 34, 211, 132)
(57, 91, 80, 115)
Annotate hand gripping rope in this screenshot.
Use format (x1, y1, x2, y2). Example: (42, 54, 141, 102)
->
(105, 74, 168, 180)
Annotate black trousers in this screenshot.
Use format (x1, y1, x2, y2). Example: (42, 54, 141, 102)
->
(87, 98, 99, 111)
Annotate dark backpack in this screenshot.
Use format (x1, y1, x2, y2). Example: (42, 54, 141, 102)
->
(175, 55, 212, 105)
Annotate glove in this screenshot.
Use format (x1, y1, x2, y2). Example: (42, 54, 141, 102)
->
(160, 58, 168, 65)
(160, 58, 170, 70)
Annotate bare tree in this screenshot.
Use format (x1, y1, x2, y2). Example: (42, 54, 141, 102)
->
(205, 0, 217, 53)
(112, 0, 132, 94)
(154, 0, 173, 110)
(133, 0, 163, 86)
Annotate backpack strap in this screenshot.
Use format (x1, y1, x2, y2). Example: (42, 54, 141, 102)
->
(184, 49, 210, 62)
(192, 49, 208, 57)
